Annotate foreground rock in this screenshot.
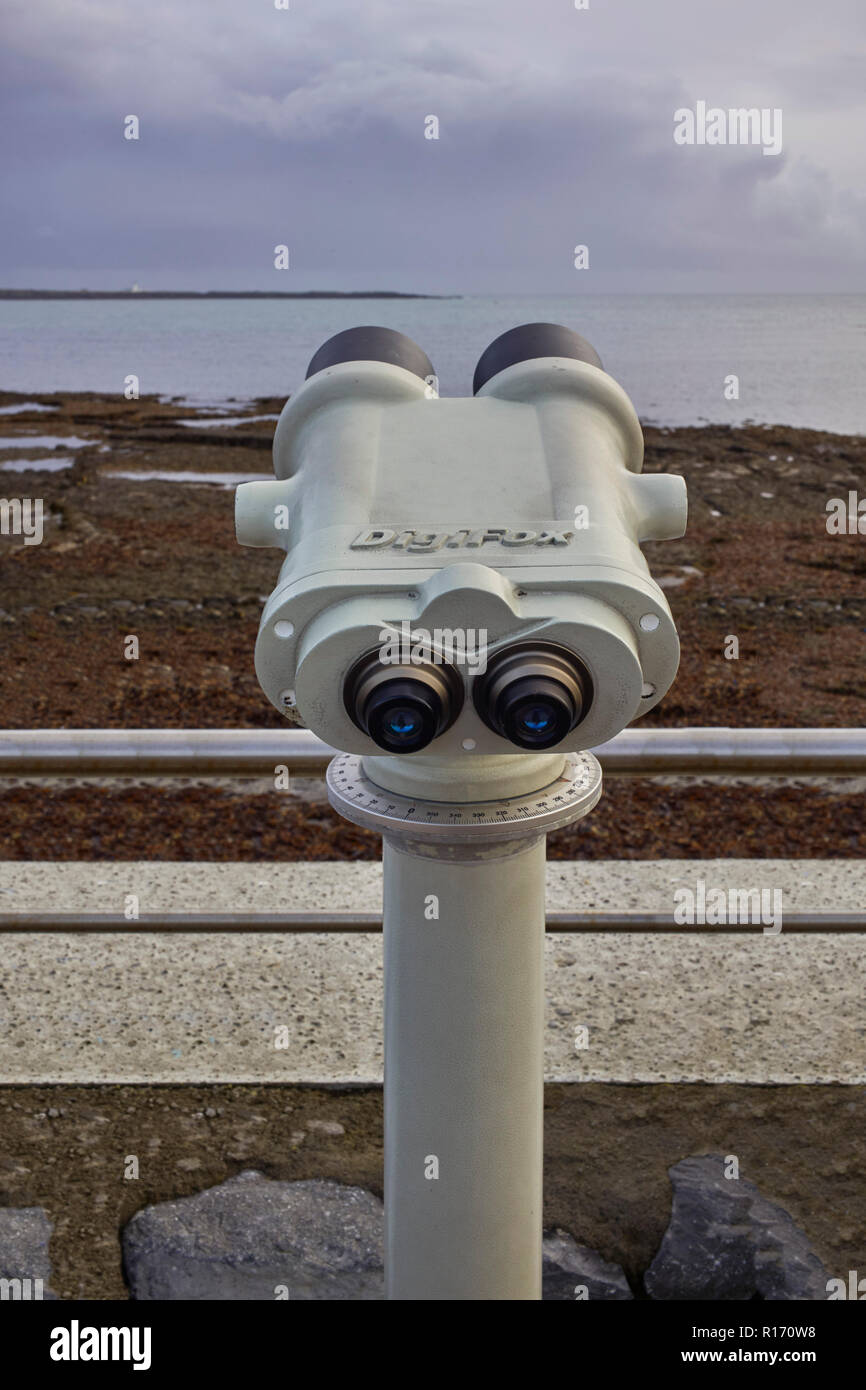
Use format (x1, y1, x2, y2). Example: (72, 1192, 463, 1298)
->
(124, 1173, 385, 1300)
(542, 1229, 633, 1299)
(646, 1154, 829, 1300)
(0, 1207, 57, 1299)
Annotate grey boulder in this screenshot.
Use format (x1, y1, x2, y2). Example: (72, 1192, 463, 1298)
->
(124, 1172, 384, 1300)
(646, 1154, 829, 1301)
(0, 1206, 57, 1300)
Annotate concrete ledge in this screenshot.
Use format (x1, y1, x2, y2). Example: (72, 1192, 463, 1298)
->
(0, 860, 863, 1084)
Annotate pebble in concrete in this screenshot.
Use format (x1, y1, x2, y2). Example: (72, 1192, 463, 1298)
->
(0, 1207, 57, 1300)
(645, 1154, 829, 1300)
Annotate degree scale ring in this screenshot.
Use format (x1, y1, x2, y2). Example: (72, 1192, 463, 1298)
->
(326, 751, 603, 843)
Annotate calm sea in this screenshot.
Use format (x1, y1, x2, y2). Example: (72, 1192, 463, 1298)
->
(1, 293, 863, 433)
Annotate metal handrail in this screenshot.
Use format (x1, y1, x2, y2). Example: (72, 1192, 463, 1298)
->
(0, 912, 861, 934)
(1, 726, 861, 935)
(0, 727, 863, 777)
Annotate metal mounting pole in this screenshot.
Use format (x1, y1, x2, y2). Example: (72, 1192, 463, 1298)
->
(327, 748, 603, 1300)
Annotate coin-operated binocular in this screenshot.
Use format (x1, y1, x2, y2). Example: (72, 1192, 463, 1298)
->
(236, 324, 687, 1302)
(236, 323, 686, 758)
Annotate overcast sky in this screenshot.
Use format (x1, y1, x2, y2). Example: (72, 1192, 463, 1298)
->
(2, 0, 865, 292)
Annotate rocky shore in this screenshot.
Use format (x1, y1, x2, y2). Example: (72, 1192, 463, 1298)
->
(0, 391, 863, 859)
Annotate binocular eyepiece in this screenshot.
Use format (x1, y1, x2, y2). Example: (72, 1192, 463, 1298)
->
(473, 643, 592, 750)
(344, 641, 591, 754)
(344, 651, 463, 754)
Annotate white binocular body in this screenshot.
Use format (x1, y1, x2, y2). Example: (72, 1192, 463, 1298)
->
(236, 323, 687, 756)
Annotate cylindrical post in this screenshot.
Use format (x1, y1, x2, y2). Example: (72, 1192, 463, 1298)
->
(383, 833, 547, 1300)
(326, 748, 602, 1301)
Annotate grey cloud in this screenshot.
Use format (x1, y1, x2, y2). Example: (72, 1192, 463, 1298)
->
(0, 0, 864, 289)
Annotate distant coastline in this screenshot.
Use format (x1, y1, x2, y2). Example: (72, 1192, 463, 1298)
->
(0, 289, 458, 300)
